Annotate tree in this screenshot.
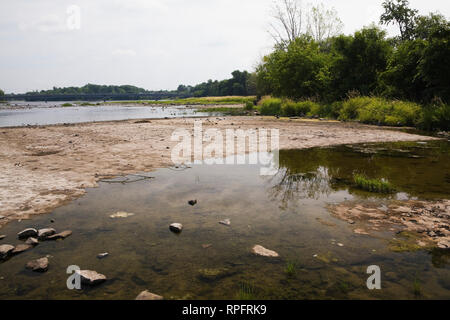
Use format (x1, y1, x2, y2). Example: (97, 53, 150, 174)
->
(330, 26, 392, 99)
(258, 36, 332, 100)
(0, 89, 4, 97)
(380, 0, 418, 41)
(307, 3, 343, 43)
(269, 0, 305, 47)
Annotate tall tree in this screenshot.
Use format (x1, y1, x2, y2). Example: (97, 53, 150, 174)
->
(306, 3, 343, 43)
(380, 0, 418, 41)
(269, 0, 305, 47)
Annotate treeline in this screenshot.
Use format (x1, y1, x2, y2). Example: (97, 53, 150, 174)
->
(27, 84, 149, 95)
(176, 70, 256, 97)
(254, 0, 449, 130)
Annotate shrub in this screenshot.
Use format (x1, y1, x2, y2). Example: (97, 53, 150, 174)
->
(339, 96, 375, 121)
(295, 101, 317, 116)
(281, 101, 298, 117)
(244, 101, 254, 111)
(259, 98, 282, 115)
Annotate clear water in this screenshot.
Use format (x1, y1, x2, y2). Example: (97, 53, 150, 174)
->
(0, 101, 213, 127)
(0, 141, 449, 300)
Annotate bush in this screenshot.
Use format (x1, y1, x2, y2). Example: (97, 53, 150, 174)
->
(339, 96, 376, 121)
(281, 101, 297, 117)
(418, 101, 450, 131)
(244, 101, 254, 111)
(259, 98, 282, 115)
(295, 101, 317, 116)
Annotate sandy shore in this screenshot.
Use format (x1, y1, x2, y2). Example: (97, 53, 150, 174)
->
(0, 116, 438, 228)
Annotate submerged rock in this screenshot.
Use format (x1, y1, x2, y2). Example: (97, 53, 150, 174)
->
(169, 223, 183, 233)
(25, 237, 39, 246)
(135, 290, 164, 300)
(198, 268, 235, 282)
(17, 228, 38, 239)
(12, 244, 33, 254)
(252, 245, 279, 257)
(38, 228, 56, 240)
(0, 244, 15, 260)
(76, 270, 107, 286)
(26, 257, 49, 272)
(0, 235, 5, 240)
(110, 211, 135, 219)
(47, 230, 72, 240)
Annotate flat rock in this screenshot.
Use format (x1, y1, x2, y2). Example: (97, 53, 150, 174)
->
(0, 244, 15, 259)
(38, 228, 56, 240)
(0, 235, 6, 240)
(437, 239, 450, 249)
(252, 245, 279, 257)
(76, 270, 107, 286)
(198, 268, 234, 282)
(135, 290, 164, 300)
(47, 230, 72, 240)
(26, 257, 49, 272)
(110, 211, 135, 219)
(17, 228, 38, 239)
(25, 237, 39, 246)
(12, 244, 33, 254)
(219, 219, 231, 226)
(169, 223, 183, 233)
(0, 215, 5, 220)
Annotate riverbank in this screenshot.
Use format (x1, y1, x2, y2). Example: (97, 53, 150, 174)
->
(0, 116, 439, 228)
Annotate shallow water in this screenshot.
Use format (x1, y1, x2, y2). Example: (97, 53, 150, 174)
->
(0, 140, 449, 300)
(0, 101, 212, 127)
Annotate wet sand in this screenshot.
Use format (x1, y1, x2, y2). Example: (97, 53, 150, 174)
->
(0, 116, 438, 227)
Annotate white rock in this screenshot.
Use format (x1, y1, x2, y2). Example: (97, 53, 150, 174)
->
(76, 270, 107, 286)
(0, 244, 14, 259)
(169, 223, 183, 233)
(38, 228, 56, 239)
(135, 290, 164, 300)
(252, 245, 279, 257)
(219, 219, 231, 226)
(26, 257, 49, 272)
(17, 228, 38, 239)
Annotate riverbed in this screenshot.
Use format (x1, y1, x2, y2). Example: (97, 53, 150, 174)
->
(0, 141, 448, 299)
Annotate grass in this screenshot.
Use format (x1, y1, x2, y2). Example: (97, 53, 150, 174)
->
(284, 261, 297, 277)
(195, 107, 248, 115)
(353, 173, 395, 193)
(61, 103, 73, 107)
(107, 96, 255, 106)
(237, 282, 256, 300)
(413, 276, 422, 297)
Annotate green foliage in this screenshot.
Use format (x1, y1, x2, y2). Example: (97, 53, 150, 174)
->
(353, 173, 395, 193)
(260, 36, 332, 100)
(330, 26, 392, 100)
(0, 88, 4, 96)
(418, 100, 450, 131)
(61, 103, 73, 107)
(237, 282, 255, 300)
(244, 101, 254, 111)
(259, 98, 282, 115)
(339, 97, 422, 126)
(285, 261, 297, 277)
(380, 0, 418, 41)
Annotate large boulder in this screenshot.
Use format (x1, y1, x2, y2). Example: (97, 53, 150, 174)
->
(0, 244, 14, 260)
(76, 270, 107, 286)
(135, 290, 164, 300)
(17, 228, 38, 239)
(26, 257, 49, 272)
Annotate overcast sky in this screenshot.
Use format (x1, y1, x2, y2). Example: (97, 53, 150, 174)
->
(0, 0, 448, 93)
